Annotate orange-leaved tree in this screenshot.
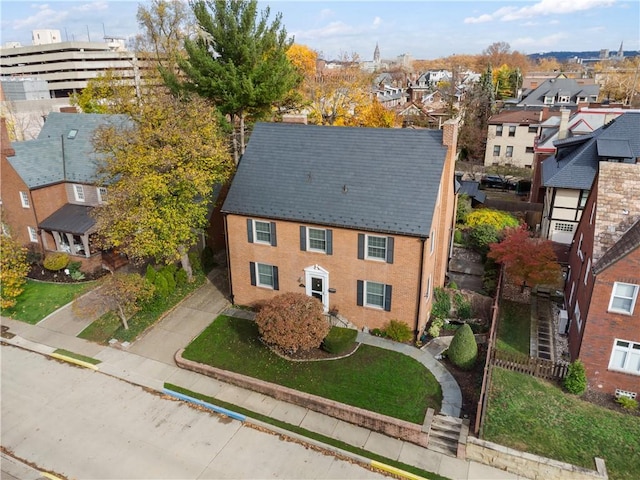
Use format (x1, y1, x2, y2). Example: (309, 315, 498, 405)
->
(488, 225, 561, 292)
(255, 292, 329, 354)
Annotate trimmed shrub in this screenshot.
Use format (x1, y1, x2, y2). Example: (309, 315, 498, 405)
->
(67, 261, 82, 274)
(466, 209, 519, 231)
(383, 319, 413, 342)
(456, 194, 471, 224)
(175, 268, 188, 287)
(43, 252, 70, 271)
(453, 229, 463, 245)
(201, 246, 215, 273)
(153, 272, 169, 298)
(322, 327, 358, 354)
(564, 360, 587, 395)
(165, 263, 178, 276)
(255, 292, 329, 354)
(189, 251, 203, 275)
(160, 267, 176, 292)
(145, 264, 157, 283)
(370, 328, 386, 337)
(448, 323, 478, 370)
(469, 224, 500, 256)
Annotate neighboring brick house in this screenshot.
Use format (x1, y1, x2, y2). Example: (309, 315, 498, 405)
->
(0, 112, 128, 272)
(221, 121, 458, 334)
(538, 112, 640, 251)
(483, 108, 559, 168)
(564, 162, 640, 396)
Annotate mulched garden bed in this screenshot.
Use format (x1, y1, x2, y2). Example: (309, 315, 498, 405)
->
(28, 264, 108, 283)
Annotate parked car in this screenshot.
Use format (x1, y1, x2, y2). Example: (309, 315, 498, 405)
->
(480, 175, 517, 190)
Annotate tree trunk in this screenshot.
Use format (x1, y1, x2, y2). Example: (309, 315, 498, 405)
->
(231, 114, 239, 165)
(239, 111, 246, 156)
(179, 245, 194, 282)
(117, 304, 129, 330)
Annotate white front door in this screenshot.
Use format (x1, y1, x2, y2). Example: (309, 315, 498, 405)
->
(304, 265, 329, 312)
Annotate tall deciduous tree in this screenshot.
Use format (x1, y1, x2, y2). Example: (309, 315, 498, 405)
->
(458, 64, 494, 161)
(168, 0, 300, 163)
(488, 226, 562, 292)
(70, 71, 138, 115)
(0, 234, 30, 309)
(93, 93, 233, 280)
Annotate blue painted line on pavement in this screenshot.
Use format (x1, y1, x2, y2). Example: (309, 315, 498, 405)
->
(163, 388, 246, 422)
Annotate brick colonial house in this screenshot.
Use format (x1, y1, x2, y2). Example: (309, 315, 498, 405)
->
(563, 127, 640, 396)
(0, 112, 128, 272)
(221, 121, 459, 334)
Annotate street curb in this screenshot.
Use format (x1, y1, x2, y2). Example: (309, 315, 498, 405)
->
(162, 388, 246, 422)
(49, 352, 99, 370)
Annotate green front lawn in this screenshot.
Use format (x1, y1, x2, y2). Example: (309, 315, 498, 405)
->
(484, 368, 640, 480)
(495, 300, 530, 356)
(1, 280, 95, 324)
(183, 315, 442, 423)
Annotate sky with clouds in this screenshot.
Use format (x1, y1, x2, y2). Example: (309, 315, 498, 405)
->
(1, 0, 638, 60)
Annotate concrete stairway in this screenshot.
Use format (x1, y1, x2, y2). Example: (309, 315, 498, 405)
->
(428, 414, 469, 457)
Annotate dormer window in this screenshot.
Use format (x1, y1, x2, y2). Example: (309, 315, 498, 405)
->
(544, 96, 554, 105)
(67, 129, 78, 139)
(559, 95, 570, 103)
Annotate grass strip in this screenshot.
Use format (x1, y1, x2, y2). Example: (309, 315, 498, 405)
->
(53, 348, 101, 365)
(495, 300, 530, 356)
(165, 383, 450, 480)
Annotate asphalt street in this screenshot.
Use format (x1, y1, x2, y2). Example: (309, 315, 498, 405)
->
(1, 345, 388, 480)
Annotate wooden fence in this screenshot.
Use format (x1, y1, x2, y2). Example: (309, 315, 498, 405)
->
(492, 350, 569, 381)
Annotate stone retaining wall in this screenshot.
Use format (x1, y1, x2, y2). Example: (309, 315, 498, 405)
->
(466, 437, 607, 480)
(175, 349, 431, 448)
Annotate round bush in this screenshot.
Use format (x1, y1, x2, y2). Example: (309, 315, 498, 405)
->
(255, 292, 329, 354)
(145, 264, 157, 283)
(448, 323, 478, 370)
(153, 272, 169, 298)
(564, 360, 587, 395)
(322, 327, 358, 354)
(175, 268, 188, 287)
(383, 319, 413, 342)
(43, 252, 70, 271)
(160, 267, 176, 292)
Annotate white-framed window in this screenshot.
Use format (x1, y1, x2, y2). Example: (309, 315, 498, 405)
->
(1, 222, 9, 237)
(589, 202, 596, 224)
(28, 226, 38, 243)
(526, 146, 534, 153)
(609, 339, 640, 375)
(569, 281, 575, 304)
(584, 258, 591, 285)
(97, 186, 108, 204)
(608, 282, 639, 315)
(254, 220, 272, 244)
(73, 184, 85, 202)
(579, 190, 589, 208)
(20, 191, 30, 208)
(425, 274, 432, 300)
(250, 262, 278, 289)
(247, 219, 276, 246)
(506, 146, 513, 157)
(495, 125, 503, 137)
(528, 125, 538, 134)
(67, 129, 78, 139)
(544, 96, 554, 105)
(493, 145, 501, 156)
(366, 235, 387, 260)
(307, 227, 327, 252)
(559, 95, 570, 103)
(357, 280, 392, 311)
(508, 126, 516, 137)
(574, 302, 582, 331)
(555, 222, 574, 233)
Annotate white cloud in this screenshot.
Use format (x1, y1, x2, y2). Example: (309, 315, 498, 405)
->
(512, 32, 569, 49)
(12, 4, 69, 30)
(464, 0, 615, 23)
(73, 2, 109, 13)
(372, 16, 382, 28)
(319, 8, 334, 20)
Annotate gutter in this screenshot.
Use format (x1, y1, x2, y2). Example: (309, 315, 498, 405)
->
(415, 237, 427, 341)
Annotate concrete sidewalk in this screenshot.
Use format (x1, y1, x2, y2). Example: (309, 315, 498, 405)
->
(1, 270, 521, 480)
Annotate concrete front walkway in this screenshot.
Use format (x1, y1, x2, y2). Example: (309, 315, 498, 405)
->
(1, 270, 518, 480)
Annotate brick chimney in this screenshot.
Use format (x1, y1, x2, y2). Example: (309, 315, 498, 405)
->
(282, 114, 308, 125)
(557, 108, 571, 140)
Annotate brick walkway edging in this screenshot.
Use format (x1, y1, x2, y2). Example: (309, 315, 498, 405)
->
(175, 349, 433, 448)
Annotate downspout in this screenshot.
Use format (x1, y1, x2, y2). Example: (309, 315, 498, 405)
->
(415, 237, 427, 341)
(61, 135, 66, 180)
(223, 213, 234, 305)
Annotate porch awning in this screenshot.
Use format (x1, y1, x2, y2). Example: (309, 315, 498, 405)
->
(39, 204, 96, 235)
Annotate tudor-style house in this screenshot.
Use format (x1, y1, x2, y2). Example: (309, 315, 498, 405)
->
(538, 112, 640, 251)
(221, 121, 459, 334)
(0, 112, 128, 272)
(564, 160, 640, 396)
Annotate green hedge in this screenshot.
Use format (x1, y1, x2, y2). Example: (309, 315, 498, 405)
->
(322, 327, 358, 354)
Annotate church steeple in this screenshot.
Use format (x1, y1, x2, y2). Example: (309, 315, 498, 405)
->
(374, 42, 380, 64)
(617, 41, 624, 59)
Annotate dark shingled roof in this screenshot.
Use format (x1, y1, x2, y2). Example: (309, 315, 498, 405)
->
(518, 77, 599, 107)
(9, 112, 130, 189)
(39, 204, 96, 235)
(222, 122, 448, 237)
(594, 220, 640, 274)
(542, 112, 640, 190)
